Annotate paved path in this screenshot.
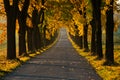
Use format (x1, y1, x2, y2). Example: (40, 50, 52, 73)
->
(3, 28, 102, 80)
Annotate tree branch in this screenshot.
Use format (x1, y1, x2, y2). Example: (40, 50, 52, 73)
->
(3, 0, 10, 13)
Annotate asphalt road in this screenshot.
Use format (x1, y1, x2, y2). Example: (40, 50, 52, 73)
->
(3, 28, 102, 80)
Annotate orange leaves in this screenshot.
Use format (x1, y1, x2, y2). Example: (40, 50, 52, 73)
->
(26, 17, 32, 28)
(0, 26, 7, 44)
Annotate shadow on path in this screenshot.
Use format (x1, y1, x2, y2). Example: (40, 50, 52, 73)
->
(3, 28, 102, 80)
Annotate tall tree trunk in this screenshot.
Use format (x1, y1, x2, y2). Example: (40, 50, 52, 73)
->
(18, 0, 30, 56)
(3, 0, 18, 59)
(38, 8, 45, 48)
(74, 25, 83, 49)
(95, 0, 103, 59)
(83, 24, 89, 51)
(90, 14, 96, 55)
(43, 25, 46, 46)
(79, 36, 83, 49)
(27, 27, 33, 53)
(83, 7, 89, 52)
(18, 17, 27, 56)
(104, 0, 114, 65)
(91, 0, 103, 59)
(32, 8, 41, 51)
(76, 36, 83, 49)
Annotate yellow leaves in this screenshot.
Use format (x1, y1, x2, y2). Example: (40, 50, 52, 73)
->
(78, 23, 83, 36)
(19, 57, 30, 62)
(46, 30, 51, 40)
(69, 27, 75, 36)
(73, 12, 84, 24)
(0, 60, 20, 73)
(71, 11, 84, 36)
(101, 9, 106, 16)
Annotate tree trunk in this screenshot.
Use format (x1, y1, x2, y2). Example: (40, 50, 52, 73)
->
(83, 24, 89, 52)
(105, 0, 114, 65)
(43, 25, 47, 46)
(38, 8, 45, 48)
(90, 19, 96, 55)
(27, 27, 33, 53)
(91, 0, 103, 59)
(7, 7, 16, 59)
(18, 0, 30, 56)
(18, 17, 27, 56)
(32, 8, 41, 51)
(74, 24, 83, 49)
(95, 0, 103, 59)
(82, 7, 89, 52)
(76, 36, 83, 49)
(3, 0, 18, 59)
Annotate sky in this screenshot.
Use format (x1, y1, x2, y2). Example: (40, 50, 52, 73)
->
(116, 0, 120, 4)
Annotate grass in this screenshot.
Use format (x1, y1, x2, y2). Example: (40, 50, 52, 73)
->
(69, 36, 120, 80)
(0, 59, 21, 77)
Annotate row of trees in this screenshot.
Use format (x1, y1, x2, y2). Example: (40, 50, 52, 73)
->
(68, 0, 115, 65)
(3, 0, 118, 65)
(3, 0, 59, 59)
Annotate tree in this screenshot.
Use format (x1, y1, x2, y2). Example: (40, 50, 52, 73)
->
(31, 7, 41, 51)
(90, 1, 97, 55)
(104, 0, 114, 65)
(75, 25, 83, 49)
(3, 0, 19, 59)
(83, 6, 89, 52)
(91, 0, 103, 59)
(31, 0, 46, 51)
(69, 0, 85, 49)
(18, 0, 30, 56)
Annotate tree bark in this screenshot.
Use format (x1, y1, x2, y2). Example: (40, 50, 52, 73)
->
(83, 7, 89, 52)
(91, 0, 103, 59)
(76, 36, 83, 49)
(74, 25, 83, 49)
(90, 19, 96, 55)
(105, 0, 114, 64)
(95, 0, 103, 59)
(27, 27, 33, 53)
(32, 8, 41, 51)
(83, 24, 89, 52)
(3, 0, 18, 59)
(18, 0, 30, 56)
